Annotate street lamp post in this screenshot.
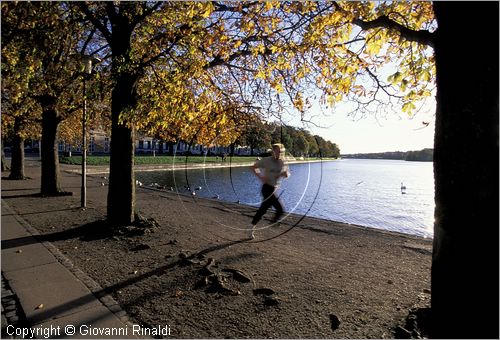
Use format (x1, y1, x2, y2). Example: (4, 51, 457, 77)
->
(81, 56, 93, 208)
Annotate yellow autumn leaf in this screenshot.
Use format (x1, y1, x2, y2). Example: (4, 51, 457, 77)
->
(402, 102, 416, 115)
(264, 1, 273, 11)
(201, 6, 213, 18)
(256, 69, 266, 79)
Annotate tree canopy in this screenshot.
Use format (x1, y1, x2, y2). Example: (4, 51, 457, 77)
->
(2, 2, 498, 337)
(77, 1, 436, 146)
(1, 1, 437, 219)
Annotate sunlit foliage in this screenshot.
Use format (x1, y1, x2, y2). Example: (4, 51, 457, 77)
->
(81, 1, 435, 147)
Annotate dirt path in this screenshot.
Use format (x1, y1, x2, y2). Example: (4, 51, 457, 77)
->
(1, 161, 432, 338)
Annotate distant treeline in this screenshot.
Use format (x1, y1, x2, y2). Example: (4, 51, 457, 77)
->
(242, 121, 340, 158)
(341, 148, 433, 161)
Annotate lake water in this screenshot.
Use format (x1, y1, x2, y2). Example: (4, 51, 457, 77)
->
(136, 159, 435, 238)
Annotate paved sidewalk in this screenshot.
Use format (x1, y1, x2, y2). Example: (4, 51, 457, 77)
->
(1, 200, 141, 339)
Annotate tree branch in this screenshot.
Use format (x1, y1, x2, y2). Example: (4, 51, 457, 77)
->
(80, 27, 97, 55)
(213, 1, 259, 13)
(204, 49, 253, 69)
(77, 3, 112, 43)
(353, 15, 435, 48)
(132, 2, 163, 27)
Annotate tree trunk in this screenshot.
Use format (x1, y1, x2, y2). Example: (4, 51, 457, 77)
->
(107, 74, 137, 226)
(158, 140, 164, 154)
(40, 99, 63, 195)
(169, 142, 175, 156)
(8, 118, 25, 179)
(106, 19, 138, 226)
(432, 3, 499, 338)
(1, 146, 9, 172)
(230, 143, 235, 157)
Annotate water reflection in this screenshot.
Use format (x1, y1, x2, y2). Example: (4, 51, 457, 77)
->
(136, 159, 434, 238)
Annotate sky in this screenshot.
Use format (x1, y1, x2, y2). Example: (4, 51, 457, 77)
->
(295, 23, 437, 155)
(285, 96, 436, 155)
(292, 23, 437, 155)
(310, 107, 435, 154)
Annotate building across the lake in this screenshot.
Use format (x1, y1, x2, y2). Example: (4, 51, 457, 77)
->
(32, 131, 263, 157)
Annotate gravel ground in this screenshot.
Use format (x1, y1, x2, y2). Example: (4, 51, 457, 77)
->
(1, 160, 432, 338)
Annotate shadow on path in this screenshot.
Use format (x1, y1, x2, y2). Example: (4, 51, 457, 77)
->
(1, 193, 44, 199)
(1, 188, 40, 192)
(2, 207, 79, 218)
(20, 239, 248, 328)
(1, 220, 113, 249)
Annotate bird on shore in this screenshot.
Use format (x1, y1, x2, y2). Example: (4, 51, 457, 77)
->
(401, 182, 407, 194)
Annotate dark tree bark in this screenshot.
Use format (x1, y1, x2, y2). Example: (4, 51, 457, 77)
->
(39, 95, 64, 195)
(431, 2, 499, 338)
(1, 146, 9, 172)
(158, 140, 164, 154)
(230, 142, 235, 157)
(106, 19, 137, 226)
(168, 142, 175, 156)
(8, 117, 25, 179)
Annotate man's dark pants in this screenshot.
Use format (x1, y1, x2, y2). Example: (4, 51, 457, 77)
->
(251, 183, 284, 225)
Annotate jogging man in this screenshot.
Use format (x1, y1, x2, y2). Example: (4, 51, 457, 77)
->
(247, 143, 290, 240)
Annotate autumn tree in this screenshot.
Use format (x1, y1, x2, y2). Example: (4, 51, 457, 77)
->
(58, 71, 112, 153)
(1, 4, 43, 179)
(1, 2, 96, 194)
(347, 3, 497, 337)
(77, 2, 169, 225)
(75, 3, 497, 336)
(429, 3, 498, 338)
(76, 2, 338, 224)
(1, 80, 41, 179)
(286, 3, 496, 335)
